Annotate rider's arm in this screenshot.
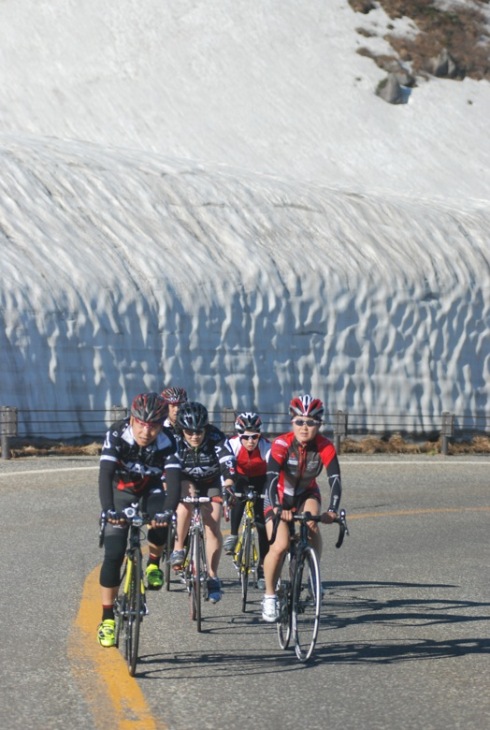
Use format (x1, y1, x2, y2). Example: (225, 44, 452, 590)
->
(324, 453, 342, 513)
(163, 454, 182, 513)
(98, 459, 117, 513)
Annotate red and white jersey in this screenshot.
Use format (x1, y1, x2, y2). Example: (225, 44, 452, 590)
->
(266, 431, 341, 511)
(228, 435, 270, 478)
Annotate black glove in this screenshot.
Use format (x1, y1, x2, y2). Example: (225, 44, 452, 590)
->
(223, 485, 237, 507)
(106, 509, 121, 524)
(153, 510, 173, 527)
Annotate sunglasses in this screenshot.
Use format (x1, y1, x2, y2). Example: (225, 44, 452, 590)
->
(293, 419, 320, 427)
(183, 428, 204, 436)
(240, 434, 260, 441)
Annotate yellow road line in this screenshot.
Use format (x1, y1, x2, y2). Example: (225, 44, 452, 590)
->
(68, 564, 166, 730)
(69, 505, 489, 728)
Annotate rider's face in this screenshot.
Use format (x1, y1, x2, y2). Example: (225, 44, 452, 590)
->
(183, 429, 205, 447)
(291, 418, 320, 444)
(130, 416, 162, 447)
(167, 403, 180, 424)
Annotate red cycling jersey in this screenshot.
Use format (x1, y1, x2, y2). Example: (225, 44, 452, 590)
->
(266, 431, 341, 512)
(228, 434, 270, 478)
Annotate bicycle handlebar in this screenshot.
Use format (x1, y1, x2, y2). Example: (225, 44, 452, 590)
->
(269, 507, 349, 547)
(98, 504, 151, 547)
(182, 496, 212, 503)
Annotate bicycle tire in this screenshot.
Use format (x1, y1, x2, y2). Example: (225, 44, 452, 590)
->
(126, 550, 143, 676)
(240, 522, 251, 612)
(164, 520, 175, 591)
(194, 529, 203, 632)
(114, 560, 127, 649)
(292, 547, 321, 662)
(276, 555, 292, 650)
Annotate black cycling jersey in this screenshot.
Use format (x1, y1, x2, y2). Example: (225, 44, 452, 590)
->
(175, 423, 236, 489)
(99, 418, 182, 513)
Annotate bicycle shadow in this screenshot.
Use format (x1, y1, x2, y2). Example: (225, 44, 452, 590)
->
(322, 579, 490, 629)
(310, 637, 490, 666)
(133, 578, 490, 676)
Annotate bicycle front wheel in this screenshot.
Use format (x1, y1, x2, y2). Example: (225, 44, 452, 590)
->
(292, 547, 321, 662)
(164, 520, 175, 591)
(187, 530, 204, 632)
(240, 523, 252, 612)
(126, 551, 144, 676)
(276, 555, 292, 650)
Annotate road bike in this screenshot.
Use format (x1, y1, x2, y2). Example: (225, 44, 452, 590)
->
(99, 502, 150, 676)
(181, 495, 211, 632)
(232, 488, 264, 612)
(275, 508, 348, 662)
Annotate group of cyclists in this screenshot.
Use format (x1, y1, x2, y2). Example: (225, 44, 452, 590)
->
(97, 387, 342, 647)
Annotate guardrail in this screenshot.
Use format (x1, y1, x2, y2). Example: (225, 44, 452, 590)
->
(1, 405, 488, 460)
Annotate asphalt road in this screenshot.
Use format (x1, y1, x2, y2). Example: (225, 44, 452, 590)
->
(0, 455, 489, 730)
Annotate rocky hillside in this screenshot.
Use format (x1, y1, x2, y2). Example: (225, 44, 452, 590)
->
(350, 0, 490, 84)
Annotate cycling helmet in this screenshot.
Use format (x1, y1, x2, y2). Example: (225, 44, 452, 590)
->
(176, 401, 209, 431)
(160, 386, 188, 404)
(130, 392, 167, 424)
(289, 394, 324, 421)
(235, 412, 262, 434)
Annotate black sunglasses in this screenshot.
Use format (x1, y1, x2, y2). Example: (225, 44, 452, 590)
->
(240, 434, 260, 441)
(293, 419, 320, 427)
(183, 428, 204, 436)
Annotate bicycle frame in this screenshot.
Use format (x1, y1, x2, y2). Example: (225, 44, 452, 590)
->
(112, 503, 150, 676)
(181, 496, 210, 632)
(233, 488, 262, 612)
(276, 509, 348, 662)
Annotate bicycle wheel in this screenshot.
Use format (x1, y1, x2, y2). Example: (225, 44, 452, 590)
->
(276, 554, 292, 650)
(114, 560, 127, 648)
(240, 522, 251, 612)
(164, 519, 175, 591)
(292, 547, 321, 662)
(188, 530, 204, 631)
(126, 551, 143, 676)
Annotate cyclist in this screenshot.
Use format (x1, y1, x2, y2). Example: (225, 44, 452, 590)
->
(170, 401, 236, 603)
(261, 394, 342, 622)
(161, 386, 188, 432)
(224, 412, 270, 588)
(97, 392, 182, 647)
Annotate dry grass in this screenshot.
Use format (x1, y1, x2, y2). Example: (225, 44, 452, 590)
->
(6, 434, 490, 458)
(349, 0, 490, 80)
(341, 433, 490, 454)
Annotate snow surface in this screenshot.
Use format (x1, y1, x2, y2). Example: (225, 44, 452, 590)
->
(0, 0, 489, 436)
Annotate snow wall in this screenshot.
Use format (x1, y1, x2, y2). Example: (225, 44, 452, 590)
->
(1, 137, 489, 436)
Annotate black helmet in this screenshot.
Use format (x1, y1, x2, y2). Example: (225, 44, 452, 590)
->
(161, 386, 188, 404)
(235, 412, 262, 434)
(176, 401, 209, 431)
(130, 392, 166, 424)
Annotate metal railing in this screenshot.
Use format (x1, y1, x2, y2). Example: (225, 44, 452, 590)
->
(1, 405, 488, 459)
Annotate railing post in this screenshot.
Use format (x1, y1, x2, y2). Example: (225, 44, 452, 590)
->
(221, 408, 236, 436)
(0, 406, 18, 460)
(333, 410, 348, 452)
(110, 406, 128, 425)
(441, 411, 454, 455)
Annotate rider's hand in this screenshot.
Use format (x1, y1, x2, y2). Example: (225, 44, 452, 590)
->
(152, 510, 173, 528)
(223, 482, 236, 507)
(106, 509, 125, 525)
(320, 510, 338, 524)
(277, 507, 293, 522)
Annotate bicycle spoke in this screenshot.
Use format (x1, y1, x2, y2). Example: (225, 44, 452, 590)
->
(276, 555, 292, 650)
(293, 548, 321, 662)
(127, 553, 143, 676)
(240, 526, 251, 612)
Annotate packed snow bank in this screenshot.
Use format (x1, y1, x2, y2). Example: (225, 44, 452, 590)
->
(1, 136, 488, 434)
(1, 0, 490, 200)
